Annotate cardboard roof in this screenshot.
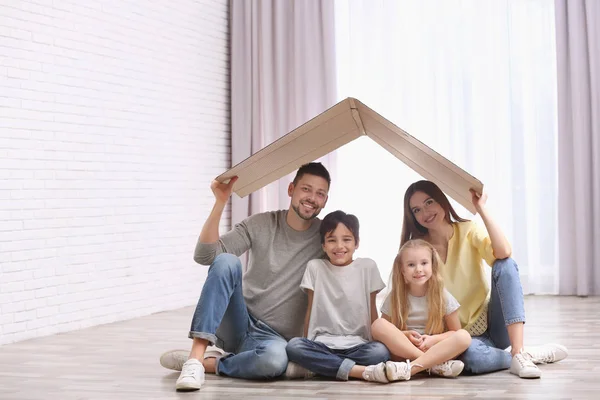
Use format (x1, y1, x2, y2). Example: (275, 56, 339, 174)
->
(216, 97, 483, 214)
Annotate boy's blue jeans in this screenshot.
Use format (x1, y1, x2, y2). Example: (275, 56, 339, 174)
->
(189, 253, 288, 379)
(459, 258, 525, 374)
(286, 338, 390, 380)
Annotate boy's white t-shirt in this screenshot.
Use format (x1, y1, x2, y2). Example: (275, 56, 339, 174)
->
(380, 288, 460, 335)
(300, 257, 385, 349)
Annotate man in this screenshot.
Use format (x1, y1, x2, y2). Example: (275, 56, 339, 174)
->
(161, 162, 331, 391)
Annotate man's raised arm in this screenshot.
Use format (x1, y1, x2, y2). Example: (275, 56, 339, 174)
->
(199, 177, 238, 243)
(194, 177, 243, 265)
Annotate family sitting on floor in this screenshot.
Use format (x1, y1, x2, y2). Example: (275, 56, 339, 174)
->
(159, 162, 568, 391)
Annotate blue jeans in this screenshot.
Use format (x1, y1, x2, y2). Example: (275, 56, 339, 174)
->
(286, 338, 390, 380)
(459, 258, 525, 374)
(189, 253, 288, 379)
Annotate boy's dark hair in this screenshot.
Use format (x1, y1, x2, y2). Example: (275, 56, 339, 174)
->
(292, 162, 331, 188)
(319, 210, 360, 244)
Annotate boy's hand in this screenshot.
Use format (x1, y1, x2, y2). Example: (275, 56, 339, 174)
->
(418, 335, 436, 352)
(404, 330, 422, 347)
(211, 176, 238, 204)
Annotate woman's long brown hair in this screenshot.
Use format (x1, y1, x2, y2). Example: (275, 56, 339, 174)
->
(400, 180, 468, 247)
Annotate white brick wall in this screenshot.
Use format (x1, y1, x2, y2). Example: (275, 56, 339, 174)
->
(0, 0, 231, 345)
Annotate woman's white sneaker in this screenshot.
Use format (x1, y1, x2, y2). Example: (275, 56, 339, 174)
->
(527, 343, 568, 364)
(176, 359, 205, 391)
(510, 352, 541, 379)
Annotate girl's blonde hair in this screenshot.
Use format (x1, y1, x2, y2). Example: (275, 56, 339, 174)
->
(390, 239, 446, 335)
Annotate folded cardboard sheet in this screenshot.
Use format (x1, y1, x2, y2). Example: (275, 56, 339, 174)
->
(217, 97, 483, 214)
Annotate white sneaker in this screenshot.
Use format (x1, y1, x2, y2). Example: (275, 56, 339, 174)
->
(176, 359, 205, 391)
(284, 361, 315, 380)
(203, 345, 230, 360)
(430, 360, 464, 378)
(527, 343, 568, 364)
(160, 346, 229, 371)
(510, 352, 541, 379)
(362, 362, 389, 383)
(160, 349, 188, 371)
(385, 360, 414, 382)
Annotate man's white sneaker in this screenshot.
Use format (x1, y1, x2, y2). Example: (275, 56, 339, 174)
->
(203, 346, 230, 361)
(527, 343, 569, 364)
(160, 350, 188, 371)
(385, 360, 416, 382)
(362, 362, 389, 383)
(284, 361, 315, 380)
(429, 360, 464, 378)
(160, 346, 229, 371)
(176, 359, 205, 391)
(510, 352, 541, 379)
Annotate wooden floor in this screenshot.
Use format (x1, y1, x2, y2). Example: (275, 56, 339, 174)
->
(0, 296, 598, 400)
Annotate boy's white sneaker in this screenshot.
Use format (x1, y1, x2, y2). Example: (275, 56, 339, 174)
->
(429, 360, 464, 378)
(510, 352, 541, 379)
(527, 343, 568, 364)
(385, 360, 414, 382)
(176, 359, 205, 391)
(362, 362, 389, 383)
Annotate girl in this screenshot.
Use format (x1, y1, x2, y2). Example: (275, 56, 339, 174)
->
(400, 180, 568, 378)
(286, 210, 391, 382)
(369, 239, 471, 382)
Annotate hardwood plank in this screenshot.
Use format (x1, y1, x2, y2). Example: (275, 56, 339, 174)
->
(0, 296, 597, 399)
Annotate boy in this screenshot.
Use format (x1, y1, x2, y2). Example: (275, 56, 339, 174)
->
(285, 210, 390, 382)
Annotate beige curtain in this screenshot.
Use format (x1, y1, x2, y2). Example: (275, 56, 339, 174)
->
(556, 0, 600, 295)
(230, 0, 337, 226)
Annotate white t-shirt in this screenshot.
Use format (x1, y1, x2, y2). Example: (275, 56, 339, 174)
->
(380, 288, 460, 335)
(300, 257, 386, 349)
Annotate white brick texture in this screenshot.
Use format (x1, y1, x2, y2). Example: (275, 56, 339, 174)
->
(0, 0, 231, 345)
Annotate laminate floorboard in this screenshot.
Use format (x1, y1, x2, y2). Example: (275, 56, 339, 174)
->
(0, 296, 597, 399)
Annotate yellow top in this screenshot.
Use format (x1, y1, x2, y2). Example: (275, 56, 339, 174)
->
(440, 221, 497, 330)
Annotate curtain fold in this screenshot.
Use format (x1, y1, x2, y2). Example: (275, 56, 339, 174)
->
(230, 0, 337, 226)
(556, 0, 600, 296)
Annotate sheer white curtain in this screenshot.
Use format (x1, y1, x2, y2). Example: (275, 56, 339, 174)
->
(327, 0, 558, 294)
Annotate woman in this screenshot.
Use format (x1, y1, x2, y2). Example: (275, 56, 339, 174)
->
(400, 180, 568, 378)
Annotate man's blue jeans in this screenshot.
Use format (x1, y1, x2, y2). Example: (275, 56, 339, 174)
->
(459, 258, 525, 374)
(286, 338, 390, 380)
(189, 253, 288, 379)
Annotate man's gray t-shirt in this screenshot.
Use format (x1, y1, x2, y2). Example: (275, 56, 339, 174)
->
(194, 210, 323, 340)
(301, 258, 385, 349)
(380, 289, 460, 335)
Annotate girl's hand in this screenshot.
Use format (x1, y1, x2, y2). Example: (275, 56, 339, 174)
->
(418, 335, 436, 352)
(470, 189, 488, 213)
(404, 330, 422, 347)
